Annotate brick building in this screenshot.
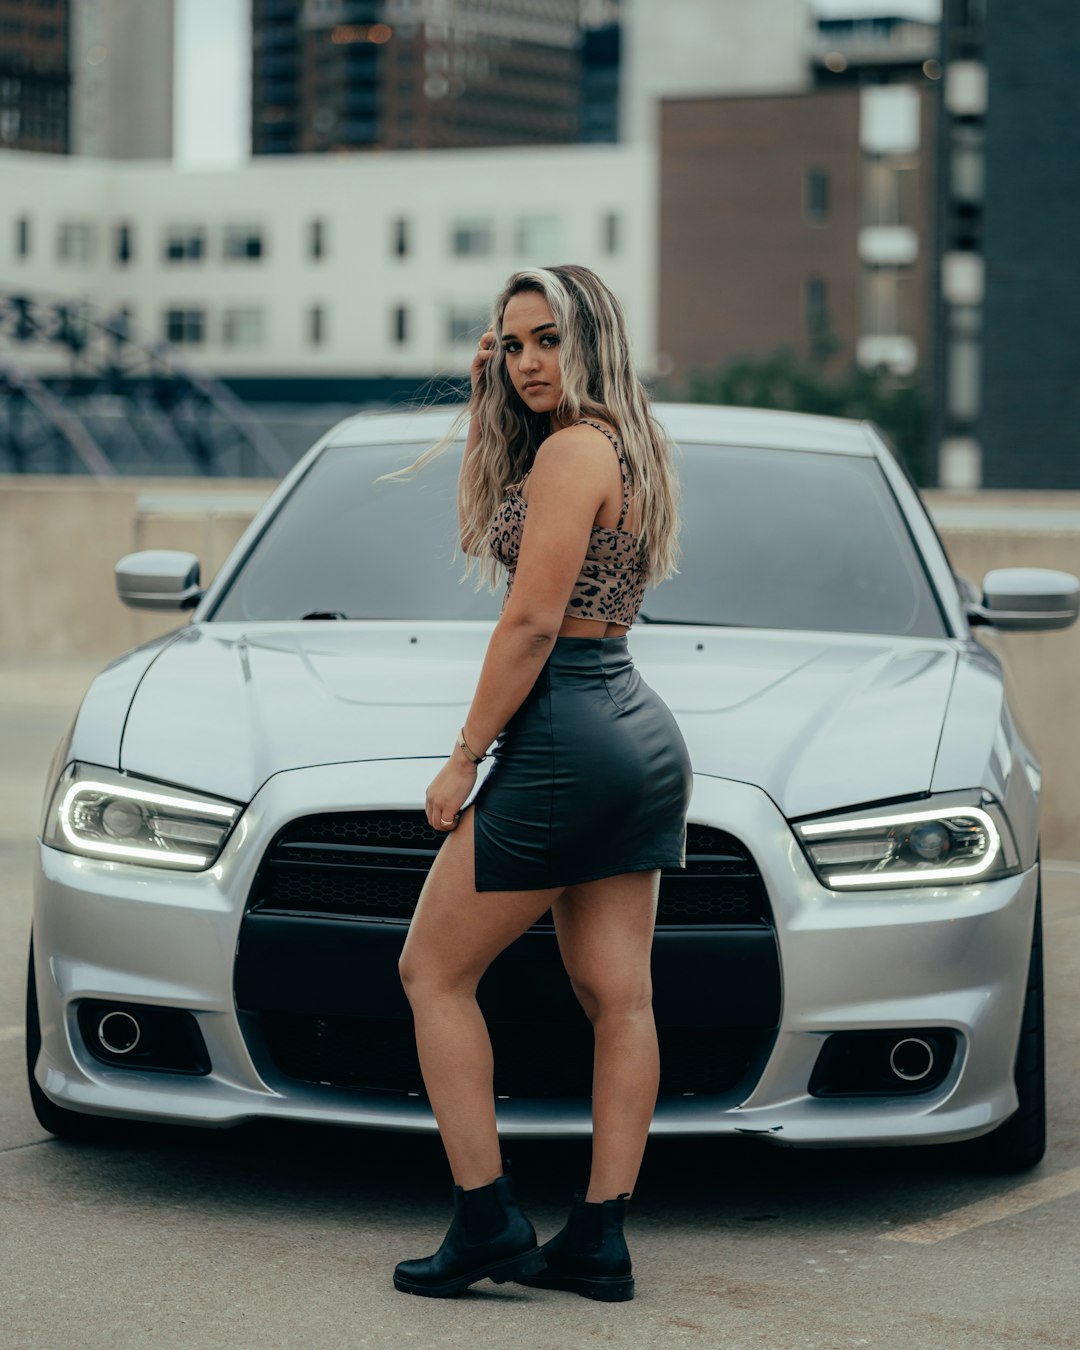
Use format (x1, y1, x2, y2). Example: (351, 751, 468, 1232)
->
(658, 84, 937, 392)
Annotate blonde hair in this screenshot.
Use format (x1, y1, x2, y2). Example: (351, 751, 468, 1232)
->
(394, 264, 680, 589)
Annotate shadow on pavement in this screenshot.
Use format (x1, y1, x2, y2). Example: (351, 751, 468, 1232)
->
(31, 1113, 1015, 1239)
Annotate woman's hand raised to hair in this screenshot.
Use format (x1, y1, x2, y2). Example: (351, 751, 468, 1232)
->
(470, 330, 497, 400)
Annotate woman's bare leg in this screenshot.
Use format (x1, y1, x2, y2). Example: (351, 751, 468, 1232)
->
(398, 804, 561, 1190)
(551, 871, 660, 1201)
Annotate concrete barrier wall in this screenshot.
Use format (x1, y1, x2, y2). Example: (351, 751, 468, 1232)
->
(924, 493, 1080, 863)
(4, 475, 1079, 858)
(0, 477, 274, 659)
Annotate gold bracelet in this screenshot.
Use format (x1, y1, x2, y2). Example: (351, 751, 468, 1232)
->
(457, 726, 485, 764)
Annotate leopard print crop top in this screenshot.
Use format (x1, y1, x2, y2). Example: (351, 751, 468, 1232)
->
(489, 419, 648, 628)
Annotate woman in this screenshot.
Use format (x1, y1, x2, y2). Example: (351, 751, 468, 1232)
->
(393, 264, 692, 1302)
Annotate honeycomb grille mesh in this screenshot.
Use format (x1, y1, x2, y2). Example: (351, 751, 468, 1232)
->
(248, 811, 771, 927)
(259, 1012, 766, 1098)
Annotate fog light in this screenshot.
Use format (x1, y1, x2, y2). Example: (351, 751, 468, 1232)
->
(809, 1029, 957, 1097)
(889, 1036, 935, 1081)
(77, 1001, 210, 1075)
(97, 1010, 141, 1055)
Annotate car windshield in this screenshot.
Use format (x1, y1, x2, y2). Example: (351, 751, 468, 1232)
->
(209, 440, 946, 638)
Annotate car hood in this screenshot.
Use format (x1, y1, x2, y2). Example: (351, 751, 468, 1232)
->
(119, 621, 958, 818)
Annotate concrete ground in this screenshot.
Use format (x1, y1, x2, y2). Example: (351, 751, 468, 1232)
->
(1, 660, 1079, 1350)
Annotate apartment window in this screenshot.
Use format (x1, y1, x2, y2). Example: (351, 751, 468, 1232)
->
(114, 222, 133, 265)
(946, 305, 981, 420)
(514, 215, 560, 259)
(601, 211, 620, 255)
(223, 306, 265, 347)
(0, 108, 20, 143)
(392, 305, 409, 344)
(15, 215, 30, 258)
(451, 219, 493, 257)
(863, 158, 918, 228)
(805, 167, 829, 221)
(224, 225, 264, 260)
(950, 124, 985, 204)
(164, 308, 205, 345)
(804, 276, 828, 331)
(308, 304, 326, 346)
(447, 308, 487, 344)
(308, 218, 326, 260)
(164, 226, 205, 263)
(392, 217, 410, 257)
(860, 265, 916, 337)
(57, 220, 95, 263)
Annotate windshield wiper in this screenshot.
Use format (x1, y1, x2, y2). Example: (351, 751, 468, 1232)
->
(301, 611, 349, 620)
(636, 614, 730, 626)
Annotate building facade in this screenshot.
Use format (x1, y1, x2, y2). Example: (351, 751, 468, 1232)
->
(810, 8, 940, 88)
(934, 0, 1080, 490)
(658, 82, 937, 388)
(0, 143, 654, 394)
(619, 0, 810, 147)
(252, 0, 618, 156)
(0, 0, 70, 155)
(70, 0, 174, 160)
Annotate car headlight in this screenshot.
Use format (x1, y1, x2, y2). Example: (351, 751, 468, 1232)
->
(793, 791, 1020, 889)
(42, 763, 243, 870)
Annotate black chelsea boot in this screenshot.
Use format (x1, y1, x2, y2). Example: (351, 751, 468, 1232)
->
(393, 1174, 545, 1298)
(517, 1191, 634, 1302)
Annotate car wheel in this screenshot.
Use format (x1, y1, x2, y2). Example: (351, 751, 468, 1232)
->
(25, 936, 138, 1144)
(955, 877, 1046, 1174)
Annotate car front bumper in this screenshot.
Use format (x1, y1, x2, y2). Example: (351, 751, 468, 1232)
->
(31, 760, 1038, 1146)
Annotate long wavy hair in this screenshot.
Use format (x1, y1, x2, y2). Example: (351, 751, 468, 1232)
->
(394, 264, 680, 589)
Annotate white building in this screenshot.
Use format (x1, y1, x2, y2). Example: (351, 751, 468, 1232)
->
(0, 143, 655, 386)
(619, 0, 812, 145)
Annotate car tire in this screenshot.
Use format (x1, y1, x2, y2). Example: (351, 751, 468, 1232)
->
(25, 936, 138, 1144)
(955, 878, 1046, 1175)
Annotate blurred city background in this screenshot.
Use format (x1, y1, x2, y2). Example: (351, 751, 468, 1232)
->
(2, 0, 1080, 849)
(5, 0, 1073, 489)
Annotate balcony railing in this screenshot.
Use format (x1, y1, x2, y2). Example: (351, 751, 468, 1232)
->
(812, 20, 938, 64)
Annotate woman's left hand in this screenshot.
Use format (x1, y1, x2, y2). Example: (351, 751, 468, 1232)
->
(426, 757, 478, 832)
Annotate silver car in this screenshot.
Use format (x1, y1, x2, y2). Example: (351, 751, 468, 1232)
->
(27, 404, 1080, 1173)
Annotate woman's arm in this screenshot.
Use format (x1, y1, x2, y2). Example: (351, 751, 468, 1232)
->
(425, 427, 617, 831)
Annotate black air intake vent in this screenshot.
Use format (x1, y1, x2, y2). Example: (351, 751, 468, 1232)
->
(248, 811, 772, 928)
(259, 1012, 769, 1099)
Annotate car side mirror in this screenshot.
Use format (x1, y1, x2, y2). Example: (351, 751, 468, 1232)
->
(115, 550, 204, 612)
(966, 567, 1080, 632)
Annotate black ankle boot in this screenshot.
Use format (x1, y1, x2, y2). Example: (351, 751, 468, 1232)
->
(518, 1192, 635, 1302)
(393, 1174, 545, 1297)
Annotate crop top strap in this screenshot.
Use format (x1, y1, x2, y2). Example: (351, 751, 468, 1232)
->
(571, 418, 631, 530)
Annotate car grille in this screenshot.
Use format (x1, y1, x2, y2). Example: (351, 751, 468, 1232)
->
(246, 812, 772, 928)
(258, 1012, 768, 1099)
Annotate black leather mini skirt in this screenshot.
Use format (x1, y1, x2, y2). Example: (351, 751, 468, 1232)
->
(472, 635, 692, 892)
